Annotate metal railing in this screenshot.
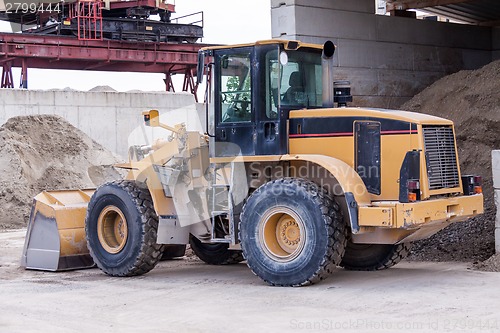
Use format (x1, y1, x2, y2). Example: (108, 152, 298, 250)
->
(171, 10, 203, 28)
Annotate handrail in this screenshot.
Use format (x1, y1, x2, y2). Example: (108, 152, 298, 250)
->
(171, 11, 203, 28)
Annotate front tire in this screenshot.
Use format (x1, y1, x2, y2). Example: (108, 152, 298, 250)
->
(240, 178, 346, 286)
(340, 241, 411, 271)
(85, 180, 163, 276)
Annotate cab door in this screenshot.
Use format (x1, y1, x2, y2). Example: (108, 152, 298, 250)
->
(255, 45, 285, 155)
(213, 47, 256, 157)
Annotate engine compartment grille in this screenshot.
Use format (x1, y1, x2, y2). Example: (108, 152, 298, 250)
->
(423, 125, 460, 190)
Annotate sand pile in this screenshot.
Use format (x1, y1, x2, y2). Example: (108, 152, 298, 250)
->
(0, 115, 123, 230)
(88, 85, 117, 92)
(474, 253, 500, 272)
(401, 60, 500, 263)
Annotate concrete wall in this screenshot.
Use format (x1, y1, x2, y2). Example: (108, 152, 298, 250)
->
(0, 89, 203, 158)
(271, 0, 494, 108)
(493, 150, 500, 253)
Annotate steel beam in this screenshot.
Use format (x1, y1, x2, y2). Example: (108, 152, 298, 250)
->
(1, 62, 14, 88)
(386, 0, 470, 11)
(0, 32, 205, 73)
(0, 32, 209, 94)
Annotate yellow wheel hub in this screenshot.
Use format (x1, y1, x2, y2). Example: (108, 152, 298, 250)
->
(276, 217, 301, 253)
(97, 205, 128, 254)
(259, 207, 305, 262)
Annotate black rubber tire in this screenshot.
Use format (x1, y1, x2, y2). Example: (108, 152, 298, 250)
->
(161, 245, 187, 260)
(239, 178, 346, 287)
(189, 235, 244, 265)
(340, 241, 411, 271)
(85, 180, 163, 276)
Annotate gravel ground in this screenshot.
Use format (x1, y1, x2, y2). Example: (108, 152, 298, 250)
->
(1, 229, 500, 333)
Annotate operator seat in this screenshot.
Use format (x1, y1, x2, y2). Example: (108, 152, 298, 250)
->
(282, 71, 304, 105)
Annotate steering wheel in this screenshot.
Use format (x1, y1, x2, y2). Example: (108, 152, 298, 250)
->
(222, 97, 250, 122)
(231, 98, 249, 113)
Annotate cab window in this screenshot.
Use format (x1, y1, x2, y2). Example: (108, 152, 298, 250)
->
(219, 53, 252, 123)
(266, 48, 279, 120)
(280, 50, 322, 108)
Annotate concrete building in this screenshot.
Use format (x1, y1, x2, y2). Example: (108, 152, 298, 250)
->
(271, 0, 500, 108)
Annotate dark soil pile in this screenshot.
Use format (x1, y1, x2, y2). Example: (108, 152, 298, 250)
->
(0, 115, 122, 230)
(401, 60, 500, 262)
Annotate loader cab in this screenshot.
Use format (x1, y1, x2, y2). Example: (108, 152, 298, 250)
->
(199, 41, 323, 157)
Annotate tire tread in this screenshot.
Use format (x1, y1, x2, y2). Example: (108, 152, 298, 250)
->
(86, 180, 163, 277)
(240, 178, 347, 287)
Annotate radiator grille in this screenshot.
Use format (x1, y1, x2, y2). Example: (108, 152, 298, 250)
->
(423, 126, 460, 190)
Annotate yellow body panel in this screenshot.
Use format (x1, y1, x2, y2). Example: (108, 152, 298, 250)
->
(288, 107, 463, 201)
(373, 194, 484, 228)
(282, 154, 372, 206)
(354, 194, 483, 243)
(289, 134, 420, 201)
(359, 207, 394, 227)
(289, 107, 454, 125)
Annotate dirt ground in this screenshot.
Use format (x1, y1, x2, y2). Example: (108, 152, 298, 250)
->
(1, 229, 499, 333)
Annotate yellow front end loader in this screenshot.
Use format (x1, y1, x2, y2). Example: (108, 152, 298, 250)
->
(22, 109, 220, 272)
(22, 40, 483, 286)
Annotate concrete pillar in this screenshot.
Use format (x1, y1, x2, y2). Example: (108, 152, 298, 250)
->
(493, 27, 500, 61)
(271, 0, 493, 109)
(493, 150, 500, 253)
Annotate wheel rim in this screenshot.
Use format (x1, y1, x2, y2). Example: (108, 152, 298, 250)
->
(258, 207, 305, 262)
(97, 205, 128, 254)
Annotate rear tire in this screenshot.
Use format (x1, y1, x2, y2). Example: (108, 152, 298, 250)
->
(189, 235, 244, 265)
(340, 241, 411, 271)
(161, 245, 187, 260)
(85, 180, 163, 276)
(240, 178, 346, 286)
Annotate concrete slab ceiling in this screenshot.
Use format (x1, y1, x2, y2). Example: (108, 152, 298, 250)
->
(387, 0, 500, 25)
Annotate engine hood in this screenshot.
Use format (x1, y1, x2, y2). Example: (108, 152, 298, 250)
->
(289, 107, 454, 126)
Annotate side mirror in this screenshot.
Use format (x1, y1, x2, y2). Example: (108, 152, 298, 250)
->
(221, 55, 229, 69)
(196, 51, 205, 84)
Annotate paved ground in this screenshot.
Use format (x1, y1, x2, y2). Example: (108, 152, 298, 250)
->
(1, 229, 499, 333)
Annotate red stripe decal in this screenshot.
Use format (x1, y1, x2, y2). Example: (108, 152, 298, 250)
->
(289, 130, 417, 138)
(381, 130, 418, 135)
(289, 132, 354, 138)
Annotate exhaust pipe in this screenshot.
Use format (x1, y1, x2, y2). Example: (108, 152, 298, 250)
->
(322, 40, 336, 108)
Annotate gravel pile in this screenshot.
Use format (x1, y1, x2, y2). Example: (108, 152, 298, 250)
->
(401, 60, 500, 263)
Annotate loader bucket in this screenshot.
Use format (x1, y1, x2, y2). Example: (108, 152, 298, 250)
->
(21, 189, 96, 271)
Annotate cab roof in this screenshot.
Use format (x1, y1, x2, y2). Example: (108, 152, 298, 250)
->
(200, 40, 323, 52)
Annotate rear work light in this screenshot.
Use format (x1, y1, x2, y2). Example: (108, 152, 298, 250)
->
(473, 175, 482, 194)
(407, 179, 420, 202)
(461, 175, 482, 195)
